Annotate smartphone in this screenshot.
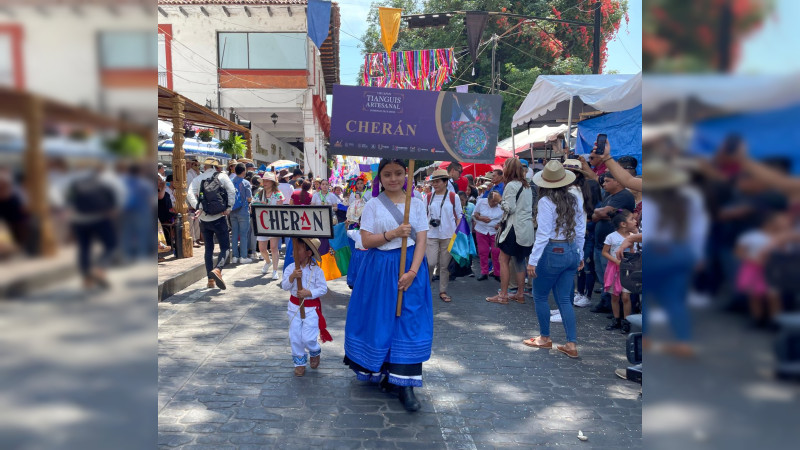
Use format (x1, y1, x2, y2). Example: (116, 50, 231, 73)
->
(595, 134, 607, 155)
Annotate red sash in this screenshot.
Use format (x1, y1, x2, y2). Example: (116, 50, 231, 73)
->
(290, 296, 332, 343)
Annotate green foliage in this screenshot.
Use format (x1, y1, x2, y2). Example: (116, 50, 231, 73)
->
(359, 0, 629, 139)
(218, 134, 247, 159)
(106, 133, 146, 158)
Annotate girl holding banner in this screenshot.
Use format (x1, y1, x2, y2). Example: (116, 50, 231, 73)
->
(343, 159, 432, 412)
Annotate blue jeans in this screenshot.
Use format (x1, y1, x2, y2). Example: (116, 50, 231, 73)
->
(594, 247, 608, 285)
(643, 243, 694, 341)
(230, 211, 250, 258)
(534, 241, 580, 343)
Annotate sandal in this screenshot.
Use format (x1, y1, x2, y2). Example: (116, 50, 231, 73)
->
(523, 337, 552, 348)
(439, 293, 452, 303)
(511, 293, 526, 304)
(486, 294, 509, 304)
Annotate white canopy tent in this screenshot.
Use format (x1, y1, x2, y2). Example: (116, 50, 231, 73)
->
(511, 73, 642, 149)
(496, 124, 568, 153)
(642, 74, 800, 122)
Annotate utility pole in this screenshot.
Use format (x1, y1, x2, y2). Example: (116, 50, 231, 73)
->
(490, 34, 497, 94)
(592, 0, 602, 74)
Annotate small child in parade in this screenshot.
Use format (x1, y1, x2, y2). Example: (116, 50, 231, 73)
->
(280, 238, 332, 377)
(602, 209, 638, 333)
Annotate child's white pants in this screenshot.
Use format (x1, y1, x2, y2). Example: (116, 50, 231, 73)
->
(287, 302, 321, 366)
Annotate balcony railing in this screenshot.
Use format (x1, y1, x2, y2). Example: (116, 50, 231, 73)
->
(158, 72, 168, 88)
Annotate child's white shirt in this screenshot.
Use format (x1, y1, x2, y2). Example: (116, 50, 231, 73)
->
(281, 262, 328, 299)
(347, 229, 366, 250)
(604, 230, 629, 259)
(737, 229, 771, 261)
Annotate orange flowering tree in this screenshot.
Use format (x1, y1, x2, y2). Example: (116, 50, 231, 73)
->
(643, 0, 773, 72)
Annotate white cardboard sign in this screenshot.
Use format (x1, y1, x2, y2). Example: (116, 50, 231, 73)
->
(250, 205, 334, 238)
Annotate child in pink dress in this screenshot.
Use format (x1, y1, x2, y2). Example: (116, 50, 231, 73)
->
(602, 209, 637, 333)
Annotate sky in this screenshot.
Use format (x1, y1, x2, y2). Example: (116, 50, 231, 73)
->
(736, 0, 800, 74)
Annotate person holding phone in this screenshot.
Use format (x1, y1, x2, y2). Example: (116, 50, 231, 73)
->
(591, 137, 642, 193)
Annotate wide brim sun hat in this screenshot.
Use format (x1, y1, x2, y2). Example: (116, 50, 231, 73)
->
(532, 160, 576, 189)
(300, 238, 322, 262)
(430, 169, 449, 181)
(202, 157, 221, 167)
(643, 159, 688, 190)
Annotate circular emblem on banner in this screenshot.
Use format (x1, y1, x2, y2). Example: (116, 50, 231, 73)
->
(455, 122, 489, 157)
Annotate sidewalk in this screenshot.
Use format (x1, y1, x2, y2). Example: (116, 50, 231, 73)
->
(158, 249, 207, 302)
(158, 260, 642, 448)
(0, 247, 78, 299)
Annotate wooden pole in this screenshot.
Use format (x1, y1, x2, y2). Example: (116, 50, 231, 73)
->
(396, 159, 415, 317)
(24, 94, 56, 257)
(171, 95, 193, 257)
(293, 238, 306, 319)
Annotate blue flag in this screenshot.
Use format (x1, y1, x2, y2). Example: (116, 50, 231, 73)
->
(307, 0, 332, 49)
(447, 216, 477, 267)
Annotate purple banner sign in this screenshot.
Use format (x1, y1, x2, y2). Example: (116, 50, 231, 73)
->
(330, 85, 502, 163)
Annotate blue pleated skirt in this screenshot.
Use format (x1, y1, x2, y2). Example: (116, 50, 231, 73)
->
(347, 247, 367, 287)
(344, 245, 433, 372)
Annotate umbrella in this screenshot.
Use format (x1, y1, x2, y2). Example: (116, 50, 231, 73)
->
(439, 155, 507, 178)
(158, 137, 224, 157)
(269, 160, 299, 170)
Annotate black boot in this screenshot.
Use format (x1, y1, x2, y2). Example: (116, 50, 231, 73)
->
(620, 319, 631, 334)
(591, 293, 612, 313)
(399, 386, 421, 412)
(379, 375, 394, 393)
(606, 318, 621, 330)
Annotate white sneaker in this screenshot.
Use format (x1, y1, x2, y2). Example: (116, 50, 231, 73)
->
(239, 257, 253, 264)
(550, 312, 563, 323)
(574, 294, 592, 308)
(550, 309, 560, 315)
(262, 263, 269, 275)
(272, 270, 280, 280)
(231, 257, 239, 264)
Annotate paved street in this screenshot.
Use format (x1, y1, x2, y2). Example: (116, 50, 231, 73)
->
(158, 258, 642, 449)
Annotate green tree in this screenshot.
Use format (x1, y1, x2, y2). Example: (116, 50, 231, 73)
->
(218, 134, 247, 159)
(359, 0, 629, 139)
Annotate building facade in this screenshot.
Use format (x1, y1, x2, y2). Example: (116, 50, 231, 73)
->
(157, 0, 338, 176)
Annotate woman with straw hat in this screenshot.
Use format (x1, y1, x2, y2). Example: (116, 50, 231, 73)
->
(254, 172, 285, 279)
(636, 159, 701, 358)
(524, 160, 586, 359)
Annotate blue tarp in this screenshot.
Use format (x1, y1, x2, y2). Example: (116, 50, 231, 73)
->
(576, 105, 642, 174)
(690, 102, 800, 173)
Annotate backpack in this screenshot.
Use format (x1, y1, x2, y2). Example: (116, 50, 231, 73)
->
(199, 172, 228, 215)
(67, 175, 116, 215)
(619, 251, 642, 294)
(231, 177, 246, 212)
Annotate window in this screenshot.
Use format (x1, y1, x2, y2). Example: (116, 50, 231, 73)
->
(0, 33, 13, 87)
(0, 24, 23, 89)
(99, 31, 157, 69)
(218, 33, 307, 70)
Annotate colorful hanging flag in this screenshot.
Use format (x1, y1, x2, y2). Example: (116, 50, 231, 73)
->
(362, 48, 458, 91)
(378, 7, 402, 55)
(447, 216, 478, 267)
(307, 0, 332, 49)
